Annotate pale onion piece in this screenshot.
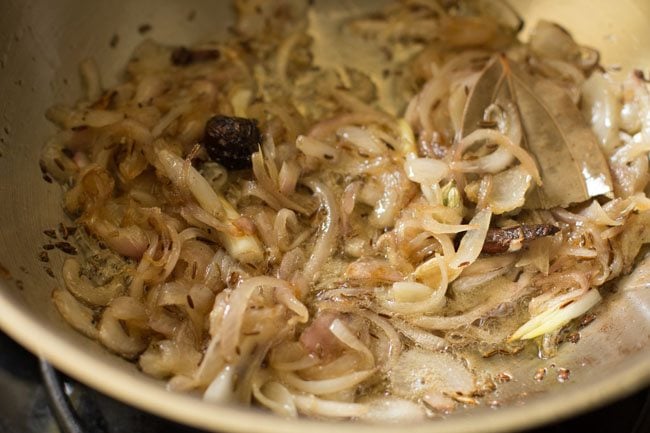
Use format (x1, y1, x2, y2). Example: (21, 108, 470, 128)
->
(451, 267, 510, 293)
(453, 129, 542, 186)
(134, 75, 168, 104)
(382, 270, 448, 315)
(580, 200, 623, 226)
(390, 281, 433, 303)
(275, 285, 309, 324)
(561, 247, 598, 258)
(359, 398, 426, 423)
(220, 276, 294, 360)
(278, 161, 301, 195)
(453, 147, 514, 175)
(420, 219, 476, 234)
(231, 88, 253, 118)
(109, 296, 148, 327)
(509, 289, 602, 341)
(404, 157, 449, 186)
(515, 237, 551, 275)
(461, 255, 516, 276)
(344, 258, 403, 282)
(62, 258, 124, 307)
(449, 81, 470, 135)
(370, 170, 409, 229)
(329, 319, 374, 366)
(397, 118, 417, 156)
(46, 105, 124, 129)
(200, 161, 228, 192)
(302, 180, 340, 288)
(273, 355, 321, 372)
(203, 365, 236, 404)
(52, 288, 98, 339)
(355, 310, 402, 366)
(158, 149, 263, 264)
(98, 307, 147, 359)
(390, 348, 475, 398)
(338, 126, 386, 155)
(279, 370, 375, 395)
(79, 58, 102, 101)
(152, 102, 191, 137)
(296, 135, 339, 161)
(485, 165, 532, 214)
(88, 219, 149, 259)
(252, 381, 298, 418)
(140, 339, 202, 379)
(293, 394, 368, 418)
(529, 20, 581, 62)
(581, 72, 621, 154)
(415, 254, 462, 288)
(157, 149, 225, 219)
(613, 137, 650, 165)
(449, 209, 492, 269)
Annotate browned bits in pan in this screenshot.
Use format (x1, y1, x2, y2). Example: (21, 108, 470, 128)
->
(171, 46, 220, 66)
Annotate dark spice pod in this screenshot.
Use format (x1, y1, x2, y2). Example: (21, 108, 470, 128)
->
(202, 115, 261, 170)
(481, 224, 560, 255)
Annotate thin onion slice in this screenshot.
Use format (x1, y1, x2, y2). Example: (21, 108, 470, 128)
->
(510, 289, 602, 341)
(279, 370, 375, 395)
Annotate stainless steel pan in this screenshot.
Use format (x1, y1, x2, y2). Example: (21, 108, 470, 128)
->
(1, 1, 649, 432)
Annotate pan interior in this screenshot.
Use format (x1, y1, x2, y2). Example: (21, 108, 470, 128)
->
(0, 1, 648, 432)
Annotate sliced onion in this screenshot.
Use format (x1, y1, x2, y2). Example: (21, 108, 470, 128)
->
(158, 149, 225, 218)
(581, 72, 621, 154)
(485, 165, 532, 214)
(279, 369, 375, 395)
(62, 258, 125, 306)
(404, 157, 449, 186)
(219, 276, 294, 360)
(382, 279, 447, 315)
(510, 289, 602, 341)
(296, 135, 339, 161)
(453, 129, 542, 185)
(338, 126, 386, 156)
(252, 380, 298, 418)
(329, 319, 374, 366)
(204, 365, 236, 403)
(580, 200, 623, 226)
(52, 288, 98, 339)
(450, 209, 492, 269)
(302, 180, 340, 286)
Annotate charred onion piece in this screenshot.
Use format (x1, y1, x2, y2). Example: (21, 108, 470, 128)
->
(482, 224, 559, 254)
(171, 46, 220, 66)
(203, 115, 261, 170)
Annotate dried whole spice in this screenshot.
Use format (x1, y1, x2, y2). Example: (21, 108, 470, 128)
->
(481, 224, 560, 254)
(203, 115, 261, 170)
(461, 54, 613, 209)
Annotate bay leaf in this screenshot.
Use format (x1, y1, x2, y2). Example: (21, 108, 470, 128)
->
(460, 54, 613, 209)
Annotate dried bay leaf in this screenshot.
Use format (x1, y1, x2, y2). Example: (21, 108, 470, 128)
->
(460, 54, 613, 209)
